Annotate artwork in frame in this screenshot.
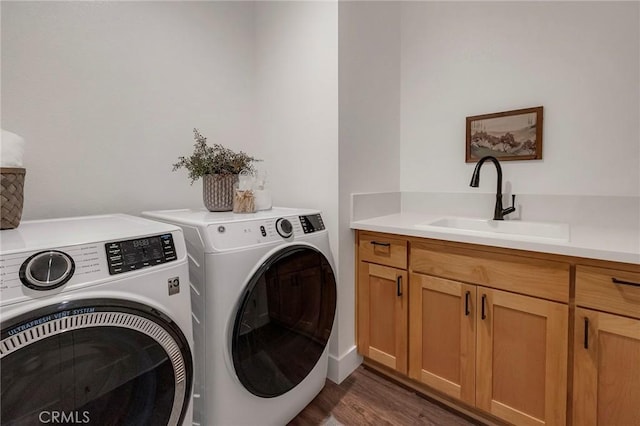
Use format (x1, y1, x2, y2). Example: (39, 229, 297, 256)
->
(466, 106, 543, 162)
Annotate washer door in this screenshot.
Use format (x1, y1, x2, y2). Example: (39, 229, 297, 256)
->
(1, 299, 192, 426)
(232, 245, 337, 398)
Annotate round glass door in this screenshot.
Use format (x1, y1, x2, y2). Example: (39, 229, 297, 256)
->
(232, 245, 337, 398)
(1, 299, 192, 426)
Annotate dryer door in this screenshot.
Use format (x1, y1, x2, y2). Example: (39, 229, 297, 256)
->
(231, 245, 337, 398)
(0, 299, 192, 426)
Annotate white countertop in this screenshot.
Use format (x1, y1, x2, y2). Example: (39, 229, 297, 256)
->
(351, 212, 640, 265)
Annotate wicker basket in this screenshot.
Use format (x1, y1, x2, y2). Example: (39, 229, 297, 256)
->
(1, 167, 26, 229)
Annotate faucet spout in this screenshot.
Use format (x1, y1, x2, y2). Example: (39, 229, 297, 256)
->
(469, 156, 516, 220)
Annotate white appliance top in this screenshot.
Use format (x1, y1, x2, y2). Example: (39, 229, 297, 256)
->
(142, 207, 326, 252)
(0, 214, 180, 255)
(0, 214, 187, 308)
(141, 207, 320, 227)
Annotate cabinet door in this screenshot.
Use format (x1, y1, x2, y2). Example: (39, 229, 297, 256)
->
(573, 308, 640, 426)
(357, 262, 408, 373)
(476, 287, 568, 426)
(408, 273, 476, 405)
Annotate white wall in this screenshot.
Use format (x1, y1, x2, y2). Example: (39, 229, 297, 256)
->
(2, 0, 339, 234)
(401, 1, 640, 197)
(2, 1, 256, 219)
(337, 1, 402, 380)
(253, 1, 339, 250)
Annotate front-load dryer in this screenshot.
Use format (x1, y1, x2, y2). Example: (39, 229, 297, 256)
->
(142, 207, 337, 426)
(0, 214, 194, 425)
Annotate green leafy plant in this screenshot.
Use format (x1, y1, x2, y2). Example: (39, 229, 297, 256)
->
(173, 128, 260, 184)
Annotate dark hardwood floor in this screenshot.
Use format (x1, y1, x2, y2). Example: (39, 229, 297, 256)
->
(288, 366, 481, 426)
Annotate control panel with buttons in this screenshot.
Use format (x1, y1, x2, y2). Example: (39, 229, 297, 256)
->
(106, 233, 177, 275)
(299, 214, 325, 234)
(0, 228, 186, 306)
(207, 214, 327, 251)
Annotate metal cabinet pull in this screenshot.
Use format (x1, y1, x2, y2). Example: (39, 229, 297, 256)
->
(612, 277, 640, 288)
(481, 294, 487, 320)
(584, 317, 589, 349)
(464, 291, 471, 316)
(370, 241, 391, 247)
(396, 275, 403, 297)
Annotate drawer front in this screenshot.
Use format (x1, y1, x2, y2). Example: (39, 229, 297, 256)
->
(411, 242, 570, 302)
(576, 265, 640, 319)
(359, 232, 407, 269)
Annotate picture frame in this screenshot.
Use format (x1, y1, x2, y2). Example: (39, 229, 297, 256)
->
(466, 106, 543, 162)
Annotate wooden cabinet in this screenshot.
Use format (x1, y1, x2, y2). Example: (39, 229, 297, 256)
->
(357, 261, 408, 374)
(575, 265, 640, 318)
(358, 231, 571, 425)
(408, 273, 568, 426)
(410, 241, 570, 303)
(408, 273, 476, 405)
(573, 309, 640, 426)
(410, 239, 570, 425)
(357, 232, 409, 374)
(356, 230, 640, 425)
(476, 287, 568, 426)
(573, 266, 640, 426)
(358, 232, 407, 269)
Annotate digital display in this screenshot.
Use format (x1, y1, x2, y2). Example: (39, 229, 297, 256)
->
(122, 237, 164, 264)
(299, 214, 325, 234)
(133, 239, 150, 249)
(305, 215, 323, 230)
(106, 234, 176, 275)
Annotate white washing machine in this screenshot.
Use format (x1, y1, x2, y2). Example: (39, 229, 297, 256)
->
(0, 214, 194, 426)
(142, 207, 337, 426)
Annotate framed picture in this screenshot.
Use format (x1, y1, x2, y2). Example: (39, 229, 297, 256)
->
(466, 106, 543, 162)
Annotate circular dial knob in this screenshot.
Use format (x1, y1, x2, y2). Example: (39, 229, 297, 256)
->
(20, 250, 75, 290)
(275, 218, 293, 238)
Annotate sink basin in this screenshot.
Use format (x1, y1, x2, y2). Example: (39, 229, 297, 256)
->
(415, 217, 570, 242)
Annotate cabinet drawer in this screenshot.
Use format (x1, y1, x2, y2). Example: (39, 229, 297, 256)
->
(358, 232, 407, 269)
(411, 242, 570, 302)
(576, 265, 640, 319)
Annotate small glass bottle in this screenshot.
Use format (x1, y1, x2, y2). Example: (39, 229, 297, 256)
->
(233, 171, 256, 213)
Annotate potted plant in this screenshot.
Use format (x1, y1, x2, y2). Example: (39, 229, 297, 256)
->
(173, 128, 260, 211)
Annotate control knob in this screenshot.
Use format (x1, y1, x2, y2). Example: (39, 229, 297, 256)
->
(19, 250, 75, 290)
(275, 218, 293, 238)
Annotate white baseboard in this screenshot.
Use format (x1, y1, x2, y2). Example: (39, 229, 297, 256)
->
(327, 345, 362, 384)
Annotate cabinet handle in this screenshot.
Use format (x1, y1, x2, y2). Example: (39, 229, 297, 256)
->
(464, 291, 471, 316)
(584, 317, 589, 349)
(396, 275, 403, 297)
(612, 277, 640, 287)
(370, 241, 391, 247)
(481, 294, 487, 320)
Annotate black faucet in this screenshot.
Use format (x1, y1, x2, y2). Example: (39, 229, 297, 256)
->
(469, 156, 516, 220)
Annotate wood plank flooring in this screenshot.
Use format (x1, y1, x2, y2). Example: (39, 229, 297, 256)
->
(288, 366, 481, 425)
